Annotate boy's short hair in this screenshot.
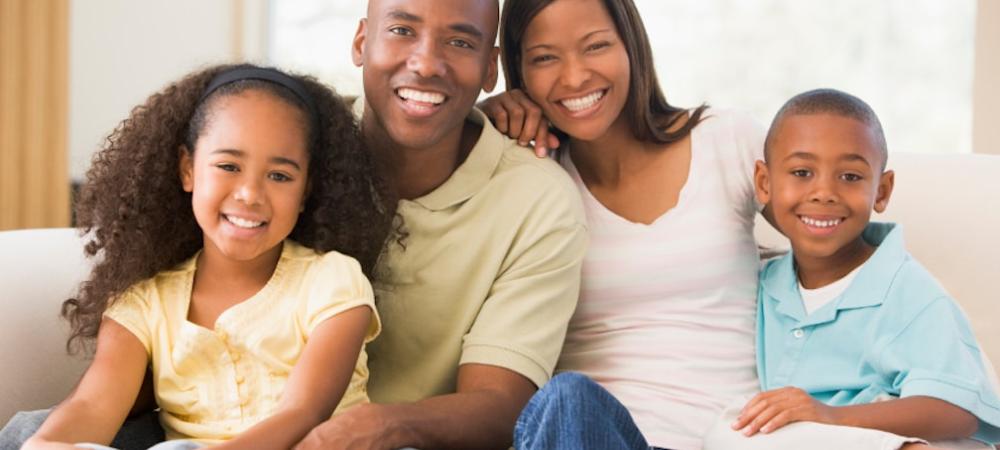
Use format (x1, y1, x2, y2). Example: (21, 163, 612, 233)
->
(764, 88, 888, 171)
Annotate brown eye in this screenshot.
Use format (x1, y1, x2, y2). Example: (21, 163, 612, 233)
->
(269, 172, 292, 182)
(389, 26, 413, 37)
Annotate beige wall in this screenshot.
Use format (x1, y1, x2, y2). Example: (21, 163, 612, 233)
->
(68, 0, 268, 181)
(974, 0, 1000, 155)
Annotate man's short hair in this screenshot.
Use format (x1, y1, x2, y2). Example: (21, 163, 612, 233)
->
(764, 88, 888, 171)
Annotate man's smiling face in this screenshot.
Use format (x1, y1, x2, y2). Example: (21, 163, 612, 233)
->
(353, 0, 499, 151)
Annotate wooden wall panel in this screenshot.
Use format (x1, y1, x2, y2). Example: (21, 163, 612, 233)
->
(0, 0, 70, 230)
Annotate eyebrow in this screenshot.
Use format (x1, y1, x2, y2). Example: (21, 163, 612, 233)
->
(783, 151, 873, 167)
(211, 149, 303, 171)
(524, 28, 614, 52)
(386, 10, 484, 40)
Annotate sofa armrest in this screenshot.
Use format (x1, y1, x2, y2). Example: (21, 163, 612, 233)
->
(0, 228, 93, 425)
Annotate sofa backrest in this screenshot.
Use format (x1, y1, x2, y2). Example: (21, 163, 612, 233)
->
(755, 152, 1000, 375)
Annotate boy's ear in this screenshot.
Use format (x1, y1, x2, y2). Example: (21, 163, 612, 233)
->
(873, 169, 895, 213)
(482, 46, 500, 93)
(179, 146, 194, 193)
(753, 160, 771, 205)
(352, 19, 368, 68)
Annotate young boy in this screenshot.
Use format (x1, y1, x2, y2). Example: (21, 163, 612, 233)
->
(709, 89, 1000, 450)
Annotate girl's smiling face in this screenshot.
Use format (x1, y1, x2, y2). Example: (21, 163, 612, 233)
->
(181, 89, 310, 264)
(519, 0, 631, 142)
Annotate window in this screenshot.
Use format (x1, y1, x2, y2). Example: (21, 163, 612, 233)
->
(269, 0, 976, 154)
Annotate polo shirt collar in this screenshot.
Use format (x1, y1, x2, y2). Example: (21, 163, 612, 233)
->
(352, 97, 505, 211)
(762, 222, 907, 326)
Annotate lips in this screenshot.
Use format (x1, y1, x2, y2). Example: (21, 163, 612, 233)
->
(397, 88, 446, 105)
(799, 215, 842, 228)
(560, 89, 606, 112)
(224, 214, 266, 229)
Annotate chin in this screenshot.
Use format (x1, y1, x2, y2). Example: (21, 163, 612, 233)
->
(554, 121, 610, 142)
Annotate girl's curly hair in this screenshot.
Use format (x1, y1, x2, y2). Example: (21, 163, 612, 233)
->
(63, 63, 397, 353)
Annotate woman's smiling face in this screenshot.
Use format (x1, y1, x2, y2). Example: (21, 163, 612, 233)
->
(519, 0, 631, 142)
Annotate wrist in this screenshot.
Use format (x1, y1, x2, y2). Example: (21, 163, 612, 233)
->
(825, 404, 852, 427)
(363, 403, 423, 449)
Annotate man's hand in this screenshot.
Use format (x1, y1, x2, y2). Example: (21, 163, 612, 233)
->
(294, 403, 398, 450)
(731, 387, 839, 436)
(294, 364, 537, 450)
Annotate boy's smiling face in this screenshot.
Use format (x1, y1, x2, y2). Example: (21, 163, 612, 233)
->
(756, 113, 895, 264)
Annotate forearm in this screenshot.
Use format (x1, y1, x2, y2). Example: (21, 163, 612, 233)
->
(831, 396, 978, 441)
(26, 398, 125, 448)
(376, 389, 529, 450)
(215, 408, 325, 450)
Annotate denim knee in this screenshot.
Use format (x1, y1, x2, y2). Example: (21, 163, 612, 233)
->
(543, 372, 602, 397)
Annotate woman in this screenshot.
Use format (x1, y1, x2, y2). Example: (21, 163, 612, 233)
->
(480, 0, 767, 448)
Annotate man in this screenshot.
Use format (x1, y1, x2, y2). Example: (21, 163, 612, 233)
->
(294, 1, 587, 448)
(0, 1, 586, 449)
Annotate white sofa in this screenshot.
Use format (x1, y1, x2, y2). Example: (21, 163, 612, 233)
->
(1, 152, 998, 429)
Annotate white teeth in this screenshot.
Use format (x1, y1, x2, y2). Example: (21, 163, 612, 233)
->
(561, 90, 604, 112)
(397, 88, 445, 105)
(227, 215, 264, 229)
(800, 216, 841, 228)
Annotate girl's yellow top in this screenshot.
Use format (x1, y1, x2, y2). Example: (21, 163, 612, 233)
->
(104, 241, 380, 443)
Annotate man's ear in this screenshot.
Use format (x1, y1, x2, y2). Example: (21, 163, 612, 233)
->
(753, 160, 771, 206)
(482, 46, 500, 93)
(179, 146, 194, 193)
(873, 169, 895, 213)
(352, 19, 368, 67)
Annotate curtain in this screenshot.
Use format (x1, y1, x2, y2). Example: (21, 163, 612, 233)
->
(0, 0, 70, 230)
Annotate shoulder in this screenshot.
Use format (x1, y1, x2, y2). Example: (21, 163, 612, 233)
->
(873, 253, 972, 340)
(885, 254, 952, 310)
(283, 241, 367, 285)
(112, 256, 196, 309)
(479, 126, 586, 227)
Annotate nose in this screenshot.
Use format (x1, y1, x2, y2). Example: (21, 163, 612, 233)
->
(407, 37, 447, 79)
(233, 177, 264, 206)
(559, 55, 592, 90)
(808, 175, 839, 204)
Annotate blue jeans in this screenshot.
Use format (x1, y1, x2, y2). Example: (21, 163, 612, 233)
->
(0, 409, 164, 450)
(514, 372, 670, 450)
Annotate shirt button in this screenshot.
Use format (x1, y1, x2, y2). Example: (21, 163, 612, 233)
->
(792, 329, 805, 338)
(231, 352, 241, 362)
(236, 375, 245, 384)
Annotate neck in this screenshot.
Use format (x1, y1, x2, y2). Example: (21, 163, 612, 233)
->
(795, 237, 875, 289)
(362, 115, 478, 201)
(197, 240, 283, 289)
(569, 115, 666, 188)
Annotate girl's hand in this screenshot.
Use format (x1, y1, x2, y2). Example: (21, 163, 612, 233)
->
(478, 90, 560, 157)
(731, 387, 839, 436)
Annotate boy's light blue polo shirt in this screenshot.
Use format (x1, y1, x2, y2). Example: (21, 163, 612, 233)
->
(757, 222, 1000, 443)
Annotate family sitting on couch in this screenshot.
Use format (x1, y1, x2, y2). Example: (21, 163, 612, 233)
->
(4, 0, 999, 449)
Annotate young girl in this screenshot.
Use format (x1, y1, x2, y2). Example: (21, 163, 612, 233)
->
(23, 64, 395, 450)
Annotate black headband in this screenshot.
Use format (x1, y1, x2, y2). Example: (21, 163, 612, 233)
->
(199, 66, 320, 132)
